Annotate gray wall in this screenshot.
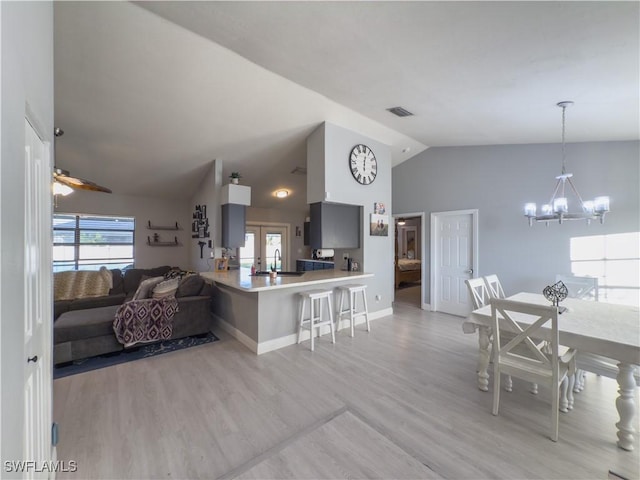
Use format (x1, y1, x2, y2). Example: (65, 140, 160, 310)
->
(307, 122, 394, 311)
(189, 160, 222, 272)
(1, 0, 54, 467)
(393, 141, 640, 303)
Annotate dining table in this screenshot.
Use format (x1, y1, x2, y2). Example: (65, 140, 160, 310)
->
(464, 292, 640, 451)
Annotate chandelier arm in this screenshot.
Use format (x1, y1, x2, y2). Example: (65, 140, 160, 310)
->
(565, 176, 587, 207)
(548, 178, 563, 206)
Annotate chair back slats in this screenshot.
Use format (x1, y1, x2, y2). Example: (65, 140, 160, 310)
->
(465, 278, 490, 309)
(484, 274, 506, 299)
(491, 299, 559, 373)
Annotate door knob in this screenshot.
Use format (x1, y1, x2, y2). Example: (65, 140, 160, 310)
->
(464, 269, 473, 274)
(27, 355, 38, 363)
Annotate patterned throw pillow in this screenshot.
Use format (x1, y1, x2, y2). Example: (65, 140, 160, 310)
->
(132, 276, 164, 301)
(152, 278, 180, 299)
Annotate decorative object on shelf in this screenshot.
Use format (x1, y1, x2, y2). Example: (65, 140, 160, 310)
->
(214, 258, 228, 272)
(349, 144, 377, 185)
(543, 280, 569, 313)
(370, 213, 389, 236)
(192, 204, 210, 238)
(198, 241, 206, 259)
(146, 235, 180, 246)
(229, 172, 241, 185)
(524, 101, 610, 226)
(374, 202, 385, 214)
(148, 220, 181, 230)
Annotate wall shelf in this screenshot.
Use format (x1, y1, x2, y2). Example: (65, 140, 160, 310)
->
(148, 220, 181, 230)
(147, 235, 181, 246)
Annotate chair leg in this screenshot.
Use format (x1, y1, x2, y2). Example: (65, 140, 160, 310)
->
(337, 290, 345, 333)
(567, 374, 575, 410)
(328, 295, 335, 344)
(297, 298, 305, 344)
(349, 291, 355, 338)
(504, 375, 513, 392)
(530, 383, 539, 395)
(361, 289, 370, 332)
(559, 377, 569, 413)
(309, 299, 315, 352)
(551, 383, 560, 442)
(492, 362, 501, 415)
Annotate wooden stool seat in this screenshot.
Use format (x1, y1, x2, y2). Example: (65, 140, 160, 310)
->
(336, 284, 370, 337)
(297, 289, 335, 351)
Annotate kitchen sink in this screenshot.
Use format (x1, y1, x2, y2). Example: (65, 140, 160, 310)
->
(251, 271, 304, 276)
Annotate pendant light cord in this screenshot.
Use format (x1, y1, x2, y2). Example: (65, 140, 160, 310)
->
(561, 104, 567, 176)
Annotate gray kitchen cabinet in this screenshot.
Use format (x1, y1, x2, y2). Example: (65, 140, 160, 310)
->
(221, 203, 246, 248)
(309, 202, 360, 249)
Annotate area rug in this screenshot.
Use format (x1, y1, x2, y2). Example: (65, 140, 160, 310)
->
(54, 331, 219, 379)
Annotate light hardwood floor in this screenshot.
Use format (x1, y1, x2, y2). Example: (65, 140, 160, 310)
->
(53, 303, 639, 479)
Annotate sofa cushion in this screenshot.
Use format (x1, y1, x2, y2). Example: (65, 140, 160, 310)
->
(176, 275, 204, 297)
(132, 276, 164, 300)
(54, 300, 72, 321)
(109, 269, 124, 295)
(152, 278, 180, 299)
(123, 266, 173, 295)
(69, 293, 126, 311)
(54, 305, 121, 344)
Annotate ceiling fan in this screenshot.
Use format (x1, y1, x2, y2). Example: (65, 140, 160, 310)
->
(53, 127, 112, 194)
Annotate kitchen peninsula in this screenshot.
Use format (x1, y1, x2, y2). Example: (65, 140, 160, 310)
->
(201, 268, 374, 354)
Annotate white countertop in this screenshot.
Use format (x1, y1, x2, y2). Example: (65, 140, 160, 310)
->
(200, 268, 373, 293)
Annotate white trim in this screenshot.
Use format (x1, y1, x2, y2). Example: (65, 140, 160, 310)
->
(430, 209, 479, 313)
(391, 212, 426, 309)
(213, 314, 258, 353)
(216, 308, 393, 355)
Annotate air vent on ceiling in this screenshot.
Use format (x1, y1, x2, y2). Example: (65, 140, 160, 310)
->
(291, 166, 307, 175)
(387, 106, 414, 117)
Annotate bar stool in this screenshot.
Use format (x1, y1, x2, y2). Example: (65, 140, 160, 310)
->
(336, 284, 370, 337)
(297, 289, 335, 351)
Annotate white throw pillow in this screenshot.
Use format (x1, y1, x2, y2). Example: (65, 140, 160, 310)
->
(152, 278, 180, 299)
(132, 276, 164, 300)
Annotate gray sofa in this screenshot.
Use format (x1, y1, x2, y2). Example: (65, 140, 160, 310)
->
(53, 266, 213, 365)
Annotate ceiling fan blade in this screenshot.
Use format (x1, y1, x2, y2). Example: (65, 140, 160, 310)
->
(53, 168, 112, 194)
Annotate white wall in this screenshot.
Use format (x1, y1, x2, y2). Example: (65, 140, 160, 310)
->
(393, 141, 640, 303)
(56, 190, 191, 269)
(307, 122, 394, 312)
(1, 0, 54, 467)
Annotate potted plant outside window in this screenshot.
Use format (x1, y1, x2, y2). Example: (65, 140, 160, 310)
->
(229, 172, 241, 185)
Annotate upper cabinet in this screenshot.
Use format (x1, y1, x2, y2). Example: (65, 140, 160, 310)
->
(309, 202, 360, 249)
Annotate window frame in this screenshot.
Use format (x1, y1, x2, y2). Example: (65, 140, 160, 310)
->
(53, 213, 136, 271)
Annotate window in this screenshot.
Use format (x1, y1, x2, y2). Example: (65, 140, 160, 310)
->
(570, 232, 639, 306)
(53, 214, 135, 272)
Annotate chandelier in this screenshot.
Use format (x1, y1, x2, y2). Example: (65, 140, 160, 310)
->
(524, 101, 609, 226)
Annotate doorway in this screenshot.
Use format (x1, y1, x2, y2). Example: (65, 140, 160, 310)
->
(430, 209, 478, 316)
(239, 223, 289, 271)
(392, 212, 426, 309)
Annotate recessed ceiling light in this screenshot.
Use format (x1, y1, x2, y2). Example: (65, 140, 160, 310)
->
(275, 189, 289, 198)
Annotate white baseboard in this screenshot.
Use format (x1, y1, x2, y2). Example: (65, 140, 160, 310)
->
(213, 314, 258, 353)
(214, 309, 393, 355)
(422, 302, 431, 310)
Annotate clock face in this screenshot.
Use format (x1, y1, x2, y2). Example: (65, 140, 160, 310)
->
(349, 144, 377, 185)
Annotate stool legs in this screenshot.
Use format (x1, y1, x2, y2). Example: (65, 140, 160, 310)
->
(361, 289, 370, 332)
(297, 292, 335, 352)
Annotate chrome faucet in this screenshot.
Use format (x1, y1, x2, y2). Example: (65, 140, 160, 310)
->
(272, 248, 281, 271)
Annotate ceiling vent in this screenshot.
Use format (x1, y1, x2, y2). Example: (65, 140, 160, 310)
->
(387, 106, 414, 117)
(291, 166, 307, 175)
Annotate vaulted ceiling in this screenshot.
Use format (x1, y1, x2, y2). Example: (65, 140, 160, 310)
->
(54, 1, 639, 211)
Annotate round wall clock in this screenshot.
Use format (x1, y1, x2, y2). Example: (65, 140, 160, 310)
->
(349, 144, 377, 185)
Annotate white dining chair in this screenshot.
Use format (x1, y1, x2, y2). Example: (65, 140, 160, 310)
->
(482, 274, 538, 394)
(490, 298, 577, 442)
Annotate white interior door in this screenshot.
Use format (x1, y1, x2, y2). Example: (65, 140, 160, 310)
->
(431, 210, 478, 316)
(239, 224, 288, 271)
(24, 118, 54, 477)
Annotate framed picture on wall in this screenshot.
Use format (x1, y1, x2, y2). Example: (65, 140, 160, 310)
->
(370, 213, 389, 236)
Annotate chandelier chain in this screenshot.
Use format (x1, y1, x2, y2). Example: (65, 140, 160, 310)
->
(561, 103, 567, 175)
